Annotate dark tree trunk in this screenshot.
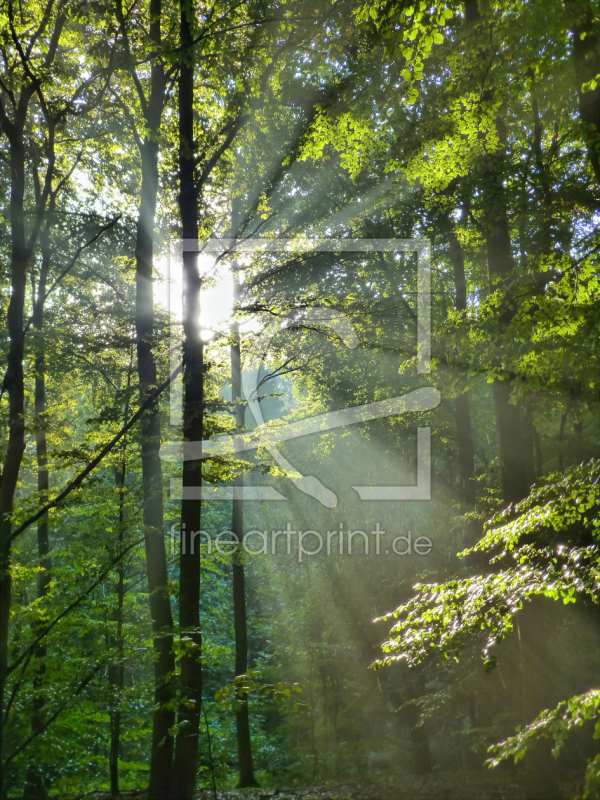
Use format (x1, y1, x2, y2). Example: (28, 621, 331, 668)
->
(464, 4, 559, 795)
(446, 225, 476, 509)
(108, 361, 134, 798)
(530, 82, 554, 255)
(518, 599, 564, 800)
(483, 112, 561, 800)
(230, 248, 259, 788)
(23, 221, 53, 800)
(0, 97, 35, 799)
(108, 588, 124, 798)
(443, 211, 481, 577)
(136, 138, 177, 800)
(464, 0, 480, 23)
(558, 407, 568, 471)
(455, 393, 475, 504)
(405, 670, 432, 774)
(485, 156, 561, 800)
(568, 0, 600, 183)
(122, 0, 178, 794)
(108, 460, 126, 798)
(533, 424, 543, 478)
(479, 120, 550, 800)
(492, 378, 535, 505)
(232, 561, 258, 786)
(482, 118, 536, 505)
(171, 1, 203, 796)
(132, 20, 178, 790)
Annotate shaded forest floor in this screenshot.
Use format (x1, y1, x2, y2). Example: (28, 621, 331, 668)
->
(84, 774, 583, 800)
(194, 777, 580, 800)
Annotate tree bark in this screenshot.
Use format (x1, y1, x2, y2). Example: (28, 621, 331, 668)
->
(405, 669, 432, 774)
(230, 243, 259, 788)
(108, 461, 126, 798)
(446, 224, 476, 509)
(0, 87, 36, 800)
(481, 118, 536, 505)
(485, 132, 561, 800)
(137, 138, 177, 800)
(171, 1, 204, 796)
(479, 96, 559, 800)
(130, 1, 178, 786)
(23, 220, 53, 800)
(568, 0, 600, 183)
(465, 4, 559, 795)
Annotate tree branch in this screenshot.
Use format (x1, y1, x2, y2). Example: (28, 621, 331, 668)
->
(3, 663, 103, 765)
(7, 539, 144, 678)
(6, 360, 183, 547)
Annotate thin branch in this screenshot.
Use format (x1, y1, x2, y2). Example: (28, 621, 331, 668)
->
(3, 663, 103, 765)
(7, 540, 144, 678)
(6, 360, 183, 547)
(194, 113, 250, 196)
(26, 0, 58, 60)
(22, 215, 122, 337)
(2, 649, 34, 725)
(51, 144, 85, 199)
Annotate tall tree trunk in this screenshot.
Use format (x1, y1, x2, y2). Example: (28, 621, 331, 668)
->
(230, 247, 259, 788)
(567, 0, 600, 183)
(405, 669, 432, 774)
(480, 92, 559, 800)
(23, 221, 53, 800)
(108, 359, 133, 798)
(0, 101, 35, 800)
(131, 3, 177, 785)
(464, 4, 559, 795)
(484, 129, 561, 800)
(109, 460, 126, 798)
(136, 139, 177, 800)
(481, 116, 536, 505)
(171, 0, 203, 796)
(446, 224, 476, 509)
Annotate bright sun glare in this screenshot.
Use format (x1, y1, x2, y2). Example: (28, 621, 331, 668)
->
(155, 252, 234, 338)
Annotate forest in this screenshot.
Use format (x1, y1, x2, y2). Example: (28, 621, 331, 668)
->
(0, 0, 600, 798)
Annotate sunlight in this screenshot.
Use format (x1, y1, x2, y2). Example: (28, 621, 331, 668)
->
(155, 251, 233, 332)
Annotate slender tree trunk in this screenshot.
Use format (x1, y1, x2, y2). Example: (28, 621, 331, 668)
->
(108, 359, 133, 798)
(447, 220, 485, 576)
(405, 669, 432, 774)
(558, 408, 568, 471)
(464, 5, 559, 795)
(123, 1, 178, 794)
(481, 116, 536, 504)
(446, 225, 476, 509)
(109, 461, 126, 798)
(533, 424, 543, 478)
(483, 100, 561, 800)
(230, 250, 259, 788)
(485, 146, 561, 800)
(171, 1, 203, 796)
(464, 0, 480, 23)
(0, 107, 34, 800)
(108, 579, 124, 798)
(136, 139, 177, 800)
(133, 45, 177, 792)
(567, 0, 600, 183)
(23, 221, 53, 800)
(530, 84, 554, 255)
